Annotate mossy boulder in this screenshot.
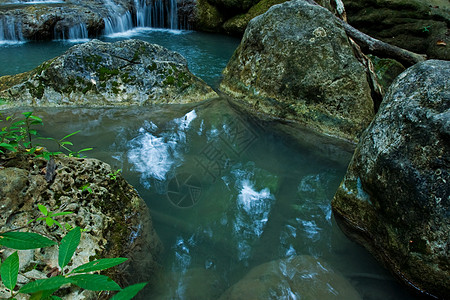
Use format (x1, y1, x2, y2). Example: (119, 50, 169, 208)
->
(220, 0, 375, 142)
(368, 55, 406, 93)
(0, 153, 162, 298)
(0, 39, 217, 107)
(332, 60, 450, 299)
(343, 0, 450, 60)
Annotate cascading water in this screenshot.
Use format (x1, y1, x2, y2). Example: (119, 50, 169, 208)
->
(104, 0, 179, 35)
(54, 23, 89, 41)
(0, 15, 24, 43)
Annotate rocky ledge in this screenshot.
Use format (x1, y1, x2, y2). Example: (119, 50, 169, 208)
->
(332, 60, 450, 299)
(0, 153, 163, 298)
(220, 0, 375, 142)
(0, 39, 217, 107)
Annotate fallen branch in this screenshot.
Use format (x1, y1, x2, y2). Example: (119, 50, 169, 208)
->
(305, 0, 427, 66)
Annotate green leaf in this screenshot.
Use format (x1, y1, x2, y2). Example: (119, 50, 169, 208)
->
(60, 130, 80, 141)
(38, 205, 48, 216)
(1, 251, 19, 290)
(111, 282, 148, 300)
(22, 112, 33, 119)
(58, 227, 81, 269)
(50, 212, 73, 217)
(20, 276, 72, 294)
(72, 258, 128, 274)
(0, 142, 17, 152)
(0, 232, 57, 250)
(45, 218, 54, 227)
(70, 274, 121, 291)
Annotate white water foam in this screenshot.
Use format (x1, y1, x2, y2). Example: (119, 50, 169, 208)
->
(233, 177, 275, 261)
(127, 110, 197, 188)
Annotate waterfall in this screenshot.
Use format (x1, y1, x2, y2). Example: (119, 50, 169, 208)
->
(104, 0, 180, 35)
(103, 11, 134, 35)
(54, 23, 89, 40)
(0, 15, 24, 42)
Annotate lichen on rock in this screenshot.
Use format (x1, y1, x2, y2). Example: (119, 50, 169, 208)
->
(220, 0, 375, 142)
(0, 39, 217, 107)
(332, 60, 450, 299)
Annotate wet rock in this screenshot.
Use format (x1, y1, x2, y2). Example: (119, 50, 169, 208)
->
(193, 0, 345, 35)
(343, 0, 450, 60)
(0, 153, 163, 299)
(0, 39, 217, 107)
(220, 0, 375, 142)
(0, 0, 130, 40)
(332, 60, 450, 299)
(219, 255, 362, 299)
(368, 55, 406, 93)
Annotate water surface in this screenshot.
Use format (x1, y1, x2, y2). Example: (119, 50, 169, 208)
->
(12, 99, 418, 300)
(0, 29, 240, 87)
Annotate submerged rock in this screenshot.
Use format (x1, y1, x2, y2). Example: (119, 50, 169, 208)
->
(220, 0, 375, 142)
(332, 60, 450, 299)
(0, 153, 163, 299)
(219, 255, 361, 299)
(0, 39, 217, 107)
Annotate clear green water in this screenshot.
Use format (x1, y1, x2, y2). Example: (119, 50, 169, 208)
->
(0, 29, 240, 87)
(13, 100, 416, 300)
(1, 30, 419, 299)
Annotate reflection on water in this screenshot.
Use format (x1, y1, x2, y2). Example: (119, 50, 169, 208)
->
(9, 98, 418, 299)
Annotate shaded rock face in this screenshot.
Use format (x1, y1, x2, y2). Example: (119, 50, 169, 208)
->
(0, 0, 130, 40)
(0, 39, 217, 107)
(0, 153, 162, 298)
(220, 0, 375, 142)
(332, 60, 450, 299)
(343, 0, 450, 60)
(193, 0, 345, 35)
(219, 255, 362, 300)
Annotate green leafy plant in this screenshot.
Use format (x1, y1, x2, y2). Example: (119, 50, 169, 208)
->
(27, 204, 74, 230)
(422, 25, 431, 32)
(108, 169, 122, 181)
(0, 228, 147, 299)
(38, 130, 93, 158)
(0, 112, 92, 159)
(0, 112, 43, 153)
(80, 183, 93, 194)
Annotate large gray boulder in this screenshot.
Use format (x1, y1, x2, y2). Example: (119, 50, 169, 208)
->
(0, 39, 217, 107)
(220, 0, 375, 142)
(0, 153, 163, 299)
(332, 60, 450, 299)
(219, 255, 362, 299)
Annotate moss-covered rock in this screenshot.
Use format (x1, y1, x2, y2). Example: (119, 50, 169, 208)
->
(343, 0, 450, 60)
(0, 39, 217, 107)
(220, 0, 375, 142)
(0, 153, 163, 298)
(332, 60, 450, 299)
(368, 55, 406, 93)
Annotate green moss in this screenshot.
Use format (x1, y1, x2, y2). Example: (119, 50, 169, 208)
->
(34, 58, 57, 75)
(25, 81, 45, 99)
(164, 75, 176, 85)
(147, 62, 157, 71)
(84, 55, 102, 69)
(98, 67, 119, 81)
